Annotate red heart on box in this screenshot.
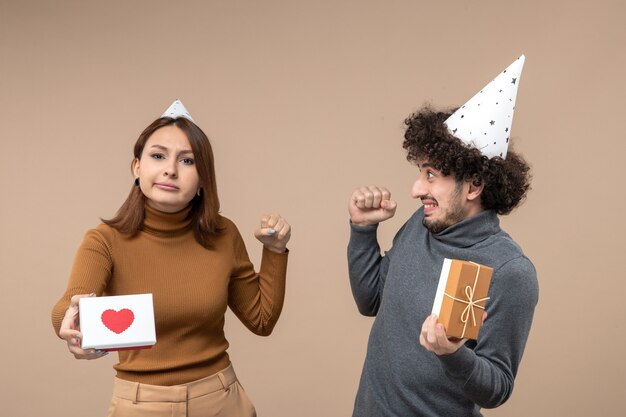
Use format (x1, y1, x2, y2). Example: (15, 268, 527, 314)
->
(101, 309, 135, 334)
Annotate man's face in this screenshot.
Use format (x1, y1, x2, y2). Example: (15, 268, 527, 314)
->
(411, 159, 470, 234)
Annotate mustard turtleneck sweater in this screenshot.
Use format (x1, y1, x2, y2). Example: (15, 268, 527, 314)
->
(51, 205, 288, 386)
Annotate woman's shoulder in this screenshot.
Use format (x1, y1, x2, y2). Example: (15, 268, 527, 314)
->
(71, 224, 119, 258)
(81, 223, 125, 246)
(217, 215, 241, 237)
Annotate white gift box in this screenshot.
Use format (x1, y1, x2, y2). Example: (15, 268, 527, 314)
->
(79, 294, 156, 351)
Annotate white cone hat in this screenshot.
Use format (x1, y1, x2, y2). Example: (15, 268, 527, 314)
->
(444, 55, 525, 159)
(161, 99, 195, 122)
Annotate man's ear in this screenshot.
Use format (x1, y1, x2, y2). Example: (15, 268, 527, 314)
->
(467, 176, 484, 202)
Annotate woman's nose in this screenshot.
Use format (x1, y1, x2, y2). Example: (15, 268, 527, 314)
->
(164, 161, 178, 178)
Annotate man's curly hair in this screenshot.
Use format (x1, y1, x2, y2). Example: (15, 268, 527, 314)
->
(402, 107, 531, 215)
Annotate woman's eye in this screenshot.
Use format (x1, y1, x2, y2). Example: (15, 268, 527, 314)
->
(181, 158, 195, 165)
(427, 171, 434, 179)
(151, 153, 165, 160)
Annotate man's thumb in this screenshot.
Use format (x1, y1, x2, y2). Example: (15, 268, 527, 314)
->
(381, 200, 397, 212)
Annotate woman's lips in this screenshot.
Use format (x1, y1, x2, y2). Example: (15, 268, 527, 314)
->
(154, 182, 179, 191)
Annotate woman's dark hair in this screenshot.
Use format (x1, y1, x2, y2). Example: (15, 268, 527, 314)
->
(103, 117, 223, 249)
(402, 107, 531, 215)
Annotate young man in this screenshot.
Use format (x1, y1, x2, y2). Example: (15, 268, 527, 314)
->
(347, 56, 538, 416)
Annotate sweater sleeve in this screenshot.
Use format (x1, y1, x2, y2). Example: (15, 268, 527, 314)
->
(437, 256, 539, 408)
(347, 222, 393, 316)
(228, 222, 288, 336)
(51, 226, 114, 336)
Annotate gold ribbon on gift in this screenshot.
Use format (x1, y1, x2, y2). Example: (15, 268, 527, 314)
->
(443, 262, 490, 339)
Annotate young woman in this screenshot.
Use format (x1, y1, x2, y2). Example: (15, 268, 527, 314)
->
(51, 100, 290, 417)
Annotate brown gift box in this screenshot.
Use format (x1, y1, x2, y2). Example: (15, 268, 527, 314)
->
(431, 259, 493, 340)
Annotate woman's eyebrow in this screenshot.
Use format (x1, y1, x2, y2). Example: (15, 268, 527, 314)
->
(148, 144, 193, 155)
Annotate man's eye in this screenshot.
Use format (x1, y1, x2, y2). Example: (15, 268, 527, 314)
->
(427, 171, 434, 179)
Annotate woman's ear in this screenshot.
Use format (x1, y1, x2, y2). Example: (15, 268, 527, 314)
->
(132, 158, 140, 178)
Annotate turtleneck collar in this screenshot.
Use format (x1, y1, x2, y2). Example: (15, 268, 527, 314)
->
(142, 204, 193, 236)
(426, 207, 501, 248)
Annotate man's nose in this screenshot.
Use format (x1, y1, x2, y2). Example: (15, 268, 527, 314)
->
(411, 178, 426, 198)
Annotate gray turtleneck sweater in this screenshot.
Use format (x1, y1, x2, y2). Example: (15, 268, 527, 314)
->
(348, 207, 538, 417)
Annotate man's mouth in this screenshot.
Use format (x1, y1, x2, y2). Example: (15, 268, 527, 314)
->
(421, 199, 438, 215)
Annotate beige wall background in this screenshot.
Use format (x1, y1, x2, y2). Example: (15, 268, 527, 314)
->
(1, 1, 624, 416)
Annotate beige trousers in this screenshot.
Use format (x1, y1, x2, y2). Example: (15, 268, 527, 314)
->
(105, 364, 256, 417)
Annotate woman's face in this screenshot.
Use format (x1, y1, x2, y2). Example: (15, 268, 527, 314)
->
(132, 125, 200, 213)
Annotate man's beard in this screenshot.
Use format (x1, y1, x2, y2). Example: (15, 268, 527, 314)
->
(422, 186, 467, 234)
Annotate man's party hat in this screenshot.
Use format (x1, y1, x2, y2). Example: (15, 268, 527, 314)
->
(444, 55, 525, 159)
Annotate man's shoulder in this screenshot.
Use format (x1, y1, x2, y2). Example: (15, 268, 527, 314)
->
(487, 231, 537, 290)
(399, 207, 426, 232)
(492, 228, 525, 252)
(464, 220, 534, 272)
(389, 207, 427, 242)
